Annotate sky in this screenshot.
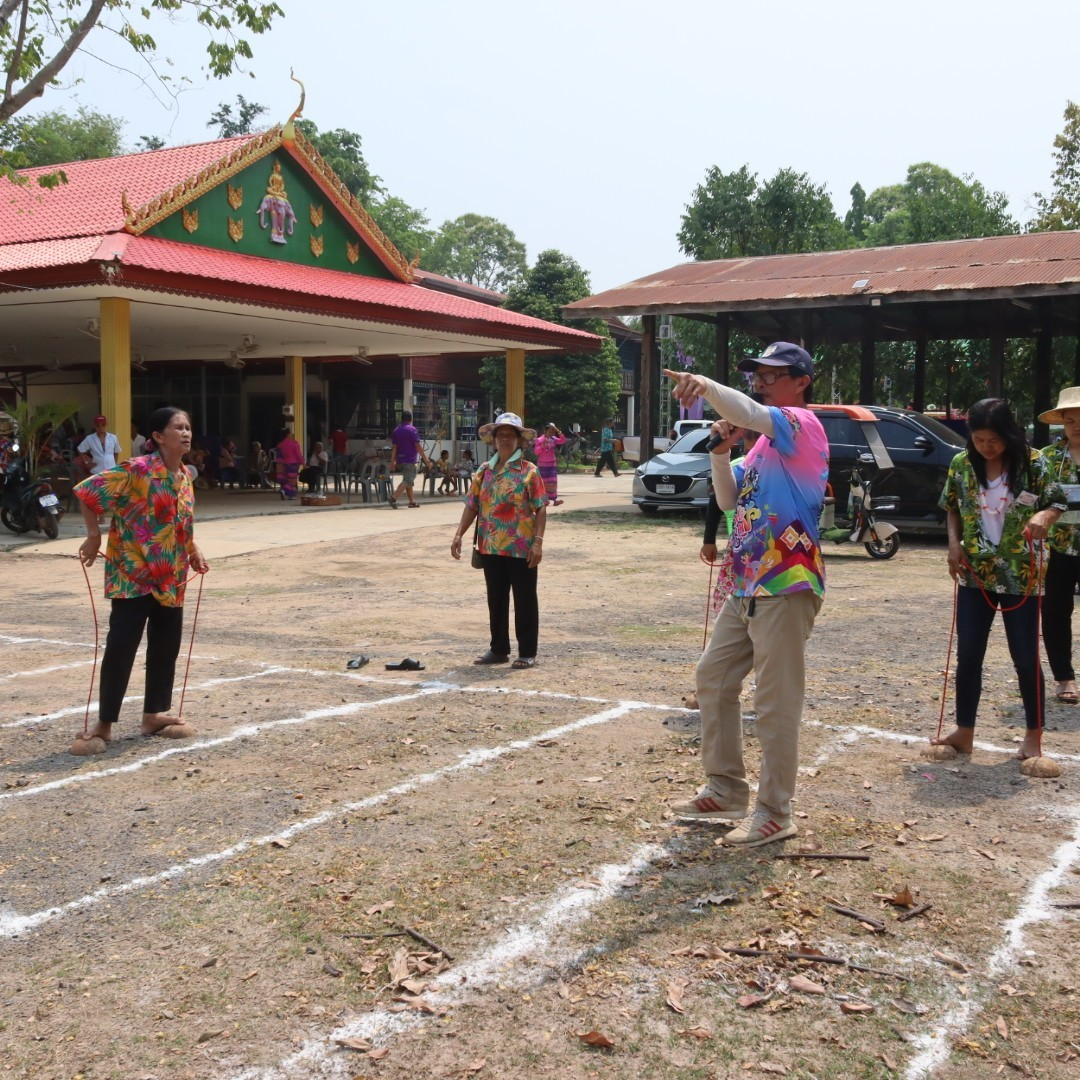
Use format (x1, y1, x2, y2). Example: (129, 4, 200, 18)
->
(19, 0, 1080, 293)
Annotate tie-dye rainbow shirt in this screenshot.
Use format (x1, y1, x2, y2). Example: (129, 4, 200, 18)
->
(728, 406, 828, 597)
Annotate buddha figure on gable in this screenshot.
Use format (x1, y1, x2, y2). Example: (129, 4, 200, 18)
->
(257, 160, 297, 245)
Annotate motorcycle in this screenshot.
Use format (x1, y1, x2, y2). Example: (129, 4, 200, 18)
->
(0, 441, 64, 540)
(819, 464, 900, 560)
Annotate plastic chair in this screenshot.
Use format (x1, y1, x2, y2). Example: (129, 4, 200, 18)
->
(373, 462, 393, 503)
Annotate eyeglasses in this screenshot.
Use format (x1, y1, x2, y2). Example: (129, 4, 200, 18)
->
(745, 368, 793, 386)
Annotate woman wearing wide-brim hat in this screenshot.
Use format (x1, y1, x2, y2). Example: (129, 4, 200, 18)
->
(450, 412, 546, 669)
(1039, 386, 1080, 704)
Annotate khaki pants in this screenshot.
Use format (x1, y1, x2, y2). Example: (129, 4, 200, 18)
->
(695, 590, 821, 819)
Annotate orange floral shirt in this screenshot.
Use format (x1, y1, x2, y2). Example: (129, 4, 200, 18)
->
(74, 453, 195, 607)
(467, 454, 545, 558)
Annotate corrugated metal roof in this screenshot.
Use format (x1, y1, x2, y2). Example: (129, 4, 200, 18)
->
(565, 232, 1080, 315)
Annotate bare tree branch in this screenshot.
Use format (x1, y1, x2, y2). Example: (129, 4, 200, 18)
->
(4, 0, 32, 102)
(0, 0, 109, 125)
(0, 0, 26, 35)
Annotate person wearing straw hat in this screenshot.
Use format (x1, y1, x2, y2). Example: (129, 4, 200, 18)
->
(450, 412, 546, 669)
(1039, 386, 1080, 704)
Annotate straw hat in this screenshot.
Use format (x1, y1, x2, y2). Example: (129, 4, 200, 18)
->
(1039, 386, 1080, 424)
(478, 411, 536, 443)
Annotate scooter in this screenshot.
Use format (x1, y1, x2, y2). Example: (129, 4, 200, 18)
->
(0, 442, 63, 539)
(819, 464, 900, 560)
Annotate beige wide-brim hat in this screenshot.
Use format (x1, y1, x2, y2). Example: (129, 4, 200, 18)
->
(478, 411, 536, 443)
(1039, 386, 1080, 424)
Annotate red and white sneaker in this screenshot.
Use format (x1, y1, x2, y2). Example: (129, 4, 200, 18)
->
(721, 812, 797, 847)
(669, 786, 748, 821)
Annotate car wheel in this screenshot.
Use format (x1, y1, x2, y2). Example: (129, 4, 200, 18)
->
(864, 532, 900, 559)
(638, 504, 658, 515)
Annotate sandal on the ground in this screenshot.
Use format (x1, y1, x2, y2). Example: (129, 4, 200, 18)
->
(1056, 688, 1079, 704)
(346, 655, 370, 670)
(407, 502, 420, 508)
(385, 658, 425, 671)
(474, 650, 510, 665)
(143, 723, 196, 739)
(511, 657, 537, 669)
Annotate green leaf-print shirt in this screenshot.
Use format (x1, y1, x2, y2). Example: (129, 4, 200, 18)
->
(939, 449, 1065, 595)
(74, 453, 196, 607)
(1040, 437, 1080, 557)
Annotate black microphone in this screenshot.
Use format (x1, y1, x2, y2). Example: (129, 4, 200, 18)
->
(705, 431, 726, 452)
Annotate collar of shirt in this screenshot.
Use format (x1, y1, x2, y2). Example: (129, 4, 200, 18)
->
(487, 449, 523, 469)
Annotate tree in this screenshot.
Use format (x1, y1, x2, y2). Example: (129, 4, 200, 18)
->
(208, 94, 267, 138)
(0, 2, 283, 128)
(1033, 100, 1080, 231)
(295, 120, 383, 206)
(678, 165, 849, 261)
(370, 196, 433, 263)
(136, 134, 166, 152)
(860, 162, 1017, 246)
(480, 250, 621, 432)
(0, 105, 123, 166)
(844, 182, 868, 241)
(426, 213, 527, 292)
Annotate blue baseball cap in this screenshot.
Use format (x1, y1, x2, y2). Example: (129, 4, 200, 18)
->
(737, 342, 814, 378)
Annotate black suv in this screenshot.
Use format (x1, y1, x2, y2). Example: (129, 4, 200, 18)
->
(813, 405, 966, 533)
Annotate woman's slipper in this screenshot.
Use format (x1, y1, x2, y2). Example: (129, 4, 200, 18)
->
(143, 723, 196, 739)
(346, 655, 370, 670)
(511, 657, 537, 669)
(1056, 689, 1079, 704)
(474, 651, 510, 665)
(385, 658, 425, 671)
(70, 735, 108, 756)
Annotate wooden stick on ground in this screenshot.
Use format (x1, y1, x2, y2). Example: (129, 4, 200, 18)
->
(896, 903, 933, 922)
(827, 904, 887, 932)
(773, 853, 872, 862)
(846, 962, 910, 981)
(1052, 901, 1080, 910)
(402, 925, 455, 962)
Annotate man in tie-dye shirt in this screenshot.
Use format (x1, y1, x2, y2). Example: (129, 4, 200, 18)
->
(663, 343, 829, 848)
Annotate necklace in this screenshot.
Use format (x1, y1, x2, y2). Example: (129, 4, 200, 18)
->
(978, 471, 1011, 516)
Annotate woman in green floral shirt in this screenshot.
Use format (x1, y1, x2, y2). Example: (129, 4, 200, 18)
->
(933, 398, 1065, 760)
(1039, 386, 1080, 704)
(70, 406, 208, 756)
(450, 412, 546, 669)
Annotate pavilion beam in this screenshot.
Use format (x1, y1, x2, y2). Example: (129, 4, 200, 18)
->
(859, 310, 876, 405)
(641, 315, 656, 463)
(988, 325, 1005, 398)
(505, 349, 525, 419)
(285, 356, 305, 453)
(913, 331, 928, 414)
(98, 298, 132, 461)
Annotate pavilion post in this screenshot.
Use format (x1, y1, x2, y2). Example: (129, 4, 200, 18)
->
(641, 315, 656, 463)
(1034, 325, 1053, 447)
(859, 310, 876, 405)
(913, 331, 927, 413)
(285, 356, 305, 452)
(715, 315, 730, 385)
(98, 298, 132, 461)
(504, 349, 525, 419)
(988, 326, 1005, 398)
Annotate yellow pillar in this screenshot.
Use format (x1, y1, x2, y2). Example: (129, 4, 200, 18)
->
(505, 349, 525, 418)
(285, 355, 305, 451)
(99, 298, 131, 460)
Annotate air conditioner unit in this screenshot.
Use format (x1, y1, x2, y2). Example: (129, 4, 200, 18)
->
(658, 324, 673, 340)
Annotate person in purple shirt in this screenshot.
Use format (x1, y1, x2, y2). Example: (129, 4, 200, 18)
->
(388, 411, 432, 509)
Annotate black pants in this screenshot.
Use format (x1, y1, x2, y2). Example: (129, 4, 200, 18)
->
(482, 553, 538, 658)
(1043, 548, 1080, 682)
(99, 595, 184, 725)
(594, 450, 619, 476)
(955, 586, 1043, 730)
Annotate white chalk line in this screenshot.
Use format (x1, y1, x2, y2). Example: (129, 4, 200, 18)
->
(1, 665, 293, 729)
(0, 658, 96, 682)
(0, 701, 645, 940)
(807, 718, 1080, 763)
(233, 841, 667, 1080)
(904, 812, 1080, 1079)
(0, 683, 448, 803)
(0, 633, 97, 649)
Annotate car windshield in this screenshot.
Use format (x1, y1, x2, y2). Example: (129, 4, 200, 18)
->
(668, 430, 712, 454)
(907, 413, 966, 446)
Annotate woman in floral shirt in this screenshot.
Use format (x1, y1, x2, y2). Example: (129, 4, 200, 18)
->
(70, 406, 208, 756)
(450, 412, 546, 669)
(933, 398, 1065, 761)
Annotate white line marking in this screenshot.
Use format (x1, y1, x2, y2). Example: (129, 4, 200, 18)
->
(0, 633, 96, 649)
(234, 841, 666, 1079)
(1, 666, 293, 729)
(0, 659, 96, 682)
(0, 702, 645, 939)
(0, 684, 447, 802)
(904, 813, 1080, 1079)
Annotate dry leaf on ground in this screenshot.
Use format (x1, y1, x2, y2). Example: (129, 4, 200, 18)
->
(577, 1030, 615, 1049)
(789, 974, 826, 994)
(679, 1027, 712, 1040)
(840, 1001, 875, 1015)
(666, 978, 689, 1013)
(335, 1036, 372, 1051)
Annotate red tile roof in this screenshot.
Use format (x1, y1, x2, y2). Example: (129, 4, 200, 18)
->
(564, 232, 1080, 316)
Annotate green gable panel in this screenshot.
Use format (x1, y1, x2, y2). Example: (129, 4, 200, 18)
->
(146, 152, 394, 279)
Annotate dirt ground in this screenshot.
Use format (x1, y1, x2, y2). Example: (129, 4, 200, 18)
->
(2, 509, 1079, 1080)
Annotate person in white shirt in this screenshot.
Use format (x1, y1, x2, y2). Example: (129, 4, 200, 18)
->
(131, 421, 147, 457)
(78, 415, 123, 474)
